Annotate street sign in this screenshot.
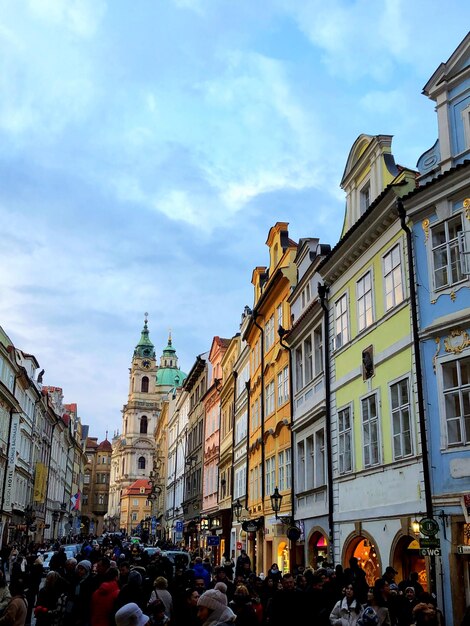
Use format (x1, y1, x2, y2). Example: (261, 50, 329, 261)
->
(175, 520, 183, 532)
(419, 548, 441, 557)
(236, 541, 242, 550)
(419, 537, 441, 548)
(419, 517, 439, 536)
(457, 545, 470, 554)
(207, 535, 220, 546)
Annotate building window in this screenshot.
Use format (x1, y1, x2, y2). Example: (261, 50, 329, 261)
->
(277, 371, 284, 407)
(265, 456, 275, 496)
(278, 448, 291, 491)
(304, 336, 313, 384)
(391, 378, 412, 459)
(357, 271, 373, 331)
(295, 346, 303, 392)
(283, 366, 289, 402)
(442, 355, 470, 446)
(131, 512, 137, 521)
(362, 393, 380, 468)
(297, 440, 305, 492)
(84, 474, 90, 484)
(338, 406, 353, 474)
(265, 380, 275, 415)
(314, 326, 323, 376)
(141, 376, 149, 393)
(383, 244, 404, 310)
(431, 215, 464, 290)
(315, 429, 325, 486)
(334, 294, 349, 349)
(277, 303, 283, 330)
(138, 456, 146, 470)
(360, 183, 370, 214)
(265, 316, 275, 352)
(140, 416, 148, 434)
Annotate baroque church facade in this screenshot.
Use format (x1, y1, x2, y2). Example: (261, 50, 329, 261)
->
(108, 316, 186, 530)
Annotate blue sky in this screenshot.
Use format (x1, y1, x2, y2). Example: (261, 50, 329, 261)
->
(0, 1, 468, 441)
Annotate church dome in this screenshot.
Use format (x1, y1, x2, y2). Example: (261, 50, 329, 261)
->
(156, 332, 187, 388)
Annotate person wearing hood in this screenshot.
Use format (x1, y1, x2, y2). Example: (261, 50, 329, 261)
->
(197, 586, 236, 626)
(91, 567, 120, 626)
(115, 570, 147, 612)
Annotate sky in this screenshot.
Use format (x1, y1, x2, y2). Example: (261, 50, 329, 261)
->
(0, 1, 468, 442)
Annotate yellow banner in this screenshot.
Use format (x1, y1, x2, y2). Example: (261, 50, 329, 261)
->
(33, 462, 47, 503)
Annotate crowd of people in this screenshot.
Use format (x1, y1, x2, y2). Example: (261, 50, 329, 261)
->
(0, 538, 461, 626)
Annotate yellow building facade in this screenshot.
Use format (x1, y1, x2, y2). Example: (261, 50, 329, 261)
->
(244, 222, 297, 574)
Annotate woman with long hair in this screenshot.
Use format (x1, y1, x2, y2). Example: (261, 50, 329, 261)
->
(329, 583, 363, 626)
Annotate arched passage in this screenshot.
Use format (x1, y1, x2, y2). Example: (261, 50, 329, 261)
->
(343, 530, 382, 587)
(307, 528, 329, 569)
(390, 533, 428, 592)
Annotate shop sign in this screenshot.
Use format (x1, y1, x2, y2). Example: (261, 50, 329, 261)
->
(242, 520, 259, 533)
(419, 517, 439, 536)
(207, 535, 220, 546)
(419, 548, 441, 557)
(419, 537, 440, 549)
(457, 545, 470, 554)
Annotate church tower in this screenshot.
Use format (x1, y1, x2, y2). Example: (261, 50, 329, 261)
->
(108, 314, 160, 527)
(108, 315, 187, 530)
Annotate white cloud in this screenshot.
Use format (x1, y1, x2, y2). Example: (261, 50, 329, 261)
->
(27, 0, 107, 37)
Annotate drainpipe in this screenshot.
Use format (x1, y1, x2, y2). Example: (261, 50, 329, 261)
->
(277, 328, 295, 518)
(244, 381, 250, 504)
(230, 371, 238, 507)
(397, 199, 436, 595)
(252, 315, 266, 502)
(278, 327, 297, 572)
(318, 283, 334, 562)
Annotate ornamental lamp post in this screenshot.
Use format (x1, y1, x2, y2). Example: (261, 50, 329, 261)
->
(233, 499, 243, 523)
(270, 487, 283, 520)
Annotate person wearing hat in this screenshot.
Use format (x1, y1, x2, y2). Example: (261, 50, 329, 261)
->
(382, 567, 397, 585)
(115, 603, 149, 626)
(197, 587, 236, 626)
(72, 560, 95, 626)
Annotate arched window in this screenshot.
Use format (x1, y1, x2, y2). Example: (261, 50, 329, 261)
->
(141, 376, 149, 393)
(140, 416, 148, 434)
(122, 459, 125, 474)
(138, 456, 146, 470)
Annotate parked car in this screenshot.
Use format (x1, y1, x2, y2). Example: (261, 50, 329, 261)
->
(42, 545, 80, 575)
(161, 550, 191, 573)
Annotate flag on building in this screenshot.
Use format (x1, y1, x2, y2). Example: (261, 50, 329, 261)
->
(71, 491, 81, 511)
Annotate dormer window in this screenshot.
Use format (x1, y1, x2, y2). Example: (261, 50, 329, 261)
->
(360, 183, 370, 215)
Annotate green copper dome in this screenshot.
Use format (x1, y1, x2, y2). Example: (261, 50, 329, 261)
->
(156, 367, 187, 387)
(156, 332, 186, 388)
(133, 315, 156, 359)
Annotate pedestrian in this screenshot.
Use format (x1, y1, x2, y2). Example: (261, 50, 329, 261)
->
(0, 579, 28, 626)
(172, 587, 199, 626)
(115, 603, 150, 626)
(148, 577, 172, 622)
(0, 571, 11, 616)
(197, 587, 236, 626)
(90, 567, 120, 626)
(329, 583, 363, 626)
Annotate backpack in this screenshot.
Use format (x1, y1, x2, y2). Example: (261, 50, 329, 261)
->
(358, 606, 379, 626)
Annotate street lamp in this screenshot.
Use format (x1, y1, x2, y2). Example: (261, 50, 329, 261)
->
(412, 518, 420, 535)
(270, 487, 283, 519)
(233, 499, 243, 523)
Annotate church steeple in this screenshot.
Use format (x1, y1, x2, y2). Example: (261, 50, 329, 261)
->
(133, 312, 156, 359)
(156, 330, 187, 388)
